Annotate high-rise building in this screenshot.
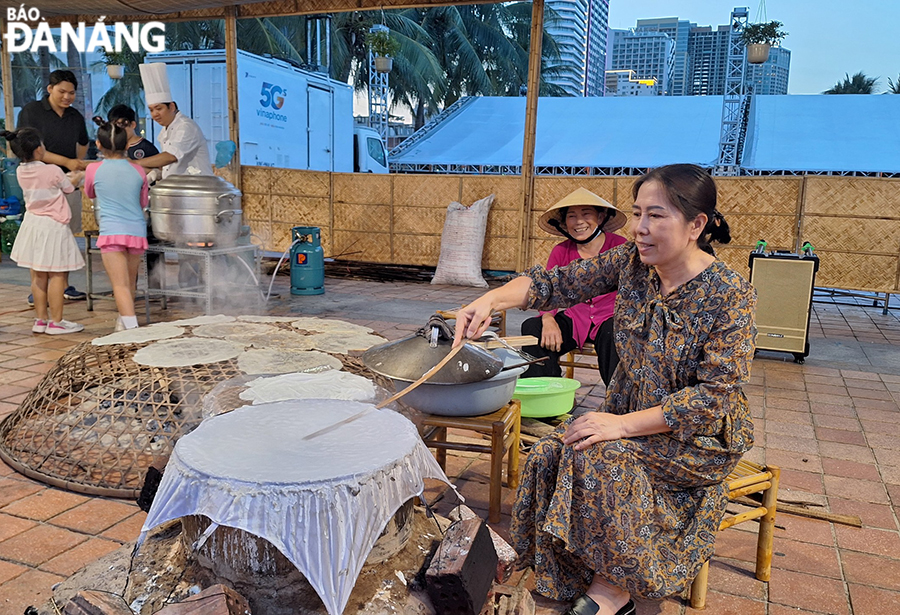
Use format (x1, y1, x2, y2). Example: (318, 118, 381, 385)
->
(747, 46, 791, 95)
(545, 0, 610, 96)
(687, 25, 733, 96)
(607, 10, 791, 96)
(607, 28, 674, 95)
(632, 17, 695, 96)
(584, 0, 610, 96)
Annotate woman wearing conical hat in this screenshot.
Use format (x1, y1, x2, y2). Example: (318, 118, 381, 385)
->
(520, 188, 627, 386)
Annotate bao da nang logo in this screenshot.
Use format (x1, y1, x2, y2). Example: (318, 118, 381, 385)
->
(4, 6, 165, 53)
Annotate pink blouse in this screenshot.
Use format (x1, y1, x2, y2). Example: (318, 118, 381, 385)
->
(16, 161, 76, 225)
(540, 232, 627, 348)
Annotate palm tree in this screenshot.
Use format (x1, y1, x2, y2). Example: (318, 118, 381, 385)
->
(824, 71, 879, 94)
(887, 75, 900, 94)
(93, 49, 148, 117)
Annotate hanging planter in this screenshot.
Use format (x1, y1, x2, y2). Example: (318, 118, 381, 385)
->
(107, 64, 125, 79)
(365, 27, 400, 74)
(741, 20, 787, 65)
(746, 43, 771, 64)
(374, 56, 393, 73)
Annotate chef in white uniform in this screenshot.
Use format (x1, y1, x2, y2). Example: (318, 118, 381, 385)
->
(136, 63, 213, 178)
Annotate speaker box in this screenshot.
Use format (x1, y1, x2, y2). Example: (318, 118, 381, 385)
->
(749, 252, 819, 362)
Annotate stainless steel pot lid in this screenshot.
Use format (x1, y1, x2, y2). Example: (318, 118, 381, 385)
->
(150, 174, 241, 197)
(361, 335, 503, 385)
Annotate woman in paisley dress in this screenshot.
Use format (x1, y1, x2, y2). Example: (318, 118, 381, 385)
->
(453, 164, 756, 615)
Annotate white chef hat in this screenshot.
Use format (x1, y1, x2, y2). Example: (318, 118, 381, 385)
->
(139, 63, 173, 106)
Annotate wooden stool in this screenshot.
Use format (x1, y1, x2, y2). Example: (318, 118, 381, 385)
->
(420, 400, 521, 523)
(689, 459, 780, 609)
(559, 343, 597, 379)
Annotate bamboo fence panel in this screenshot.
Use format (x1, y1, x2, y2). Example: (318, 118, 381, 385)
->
(241, 166, 272, 194)
(531, 238, 557, 268)
(392, 175, 461, 207)
(802, 217, 900, 255)
(461, 176, 521, 210)
(241, 193, 271, 221)
(269, 169, 330, 197)
(715, 246, 752, 280)
(333, 172, 391, 205)
(485, 210, 520, 238)
(483, 238, 519, 270)
(393, 234, 442, 266)
(813, 251, 899, 292)
(334, 203, 392, 233)
(393, 207, 446, 235)
(727, 214, 797, 250)
(717, 177, 801, 215)
(804, 177, 900, 218)
(331, 230, 392, 263)
(535, 177, 616, 210)
(233, 168, 900, 292)
(271, 196, 330, 226)
(247, 219, 271, 251)
(614, 177, 639, 210)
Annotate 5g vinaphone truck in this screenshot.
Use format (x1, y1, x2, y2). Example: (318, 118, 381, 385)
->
(144, 49, 388, 173)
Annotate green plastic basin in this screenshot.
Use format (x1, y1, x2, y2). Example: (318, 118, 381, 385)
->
(512, 377, 581, 418)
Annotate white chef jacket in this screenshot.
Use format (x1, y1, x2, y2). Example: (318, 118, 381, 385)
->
(158, 112, 213, 178)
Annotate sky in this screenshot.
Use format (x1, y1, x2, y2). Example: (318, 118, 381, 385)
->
(607, 0, 900, 94)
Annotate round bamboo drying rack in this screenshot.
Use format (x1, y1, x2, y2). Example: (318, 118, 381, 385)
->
(0, 325, 401, 499)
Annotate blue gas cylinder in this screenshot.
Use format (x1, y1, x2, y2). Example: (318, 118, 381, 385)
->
(290, 226, 324, 295)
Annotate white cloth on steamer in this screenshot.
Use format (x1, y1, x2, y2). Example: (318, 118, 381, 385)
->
(138, 400, 456, 615)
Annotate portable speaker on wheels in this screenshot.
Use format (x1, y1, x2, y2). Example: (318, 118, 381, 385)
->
(748, 243, 819, 363)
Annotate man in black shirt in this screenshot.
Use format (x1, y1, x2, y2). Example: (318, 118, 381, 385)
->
(17, 70, 89, 301)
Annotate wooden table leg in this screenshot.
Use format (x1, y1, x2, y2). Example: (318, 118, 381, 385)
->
(489, 419, 504, 523)
(434, 426, 448, 471)
(508, 402, 521, 489)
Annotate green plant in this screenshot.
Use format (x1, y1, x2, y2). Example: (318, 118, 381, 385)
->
(365, 29, 400, 57)
(741, 20, 787, 46)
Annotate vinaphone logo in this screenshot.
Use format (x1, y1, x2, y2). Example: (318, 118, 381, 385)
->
(257, 82, 288, 122)
(4, 6, 165, 53)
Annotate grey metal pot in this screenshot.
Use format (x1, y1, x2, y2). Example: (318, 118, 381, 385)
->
(149, 174, 242, 245)
(389, 349, 527, 416)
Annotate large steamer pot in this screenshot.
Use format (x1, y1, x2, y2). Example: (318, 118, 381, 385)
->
(149, 174, 242, 245)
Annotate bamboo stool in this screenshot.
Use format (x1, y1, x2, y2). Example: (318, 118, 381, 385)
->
(559, 343, 597, 378)
(420, 400, 521, 523)
(689, 459, 781, 609)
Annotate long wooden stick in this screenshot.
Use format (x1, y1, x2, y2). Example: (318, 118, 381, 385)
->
(734, 496, 862, 527)
(375, 341, 468, 409)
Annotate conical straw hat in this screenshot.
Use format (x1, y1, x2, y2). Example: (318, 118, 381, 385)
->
(538, 187, 627, 237)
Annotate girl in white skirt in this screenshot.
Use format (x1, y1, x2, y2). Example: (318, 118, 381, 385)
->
(3, 128, 86, 334)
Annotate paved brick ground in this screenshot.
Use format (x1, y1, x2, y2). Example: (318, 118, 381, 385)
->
(0, 262, 899, 614)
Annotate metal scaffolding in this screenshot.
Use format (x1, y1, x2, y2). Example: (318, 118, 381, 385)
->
(367, 24, 390, 140)
(715, 7, 750, 176)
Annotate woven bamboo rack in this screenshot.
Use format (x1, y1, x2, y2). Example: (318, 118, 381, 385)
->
(0, 324, 396, 498)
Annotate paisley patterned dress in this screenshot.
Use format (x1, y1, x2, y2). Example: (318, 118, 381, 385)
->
(511, 242, 756, 600)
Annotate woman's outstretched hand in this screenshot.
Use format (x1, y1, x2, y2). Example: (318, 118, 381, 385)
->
(452, 296, 495, 348)
(562, 412, 627, 451)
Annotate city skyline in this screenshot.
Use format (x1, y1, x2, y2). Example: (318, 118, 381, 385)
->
(608, 0, 900, 95)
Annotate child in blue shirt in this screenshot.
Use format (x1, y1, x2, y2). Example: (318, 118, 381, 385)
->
(85, 120, 149, 331)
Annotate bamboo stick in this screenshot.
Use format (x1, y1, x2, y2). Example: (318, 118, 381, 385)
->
(516, 0, 544, 270)
(734, 496, 862, 527)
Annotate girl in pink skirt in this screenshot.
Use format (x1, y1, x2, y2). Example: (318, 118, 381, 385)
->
(85, 119, 150, 331)
(4, 128, 85, 335)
